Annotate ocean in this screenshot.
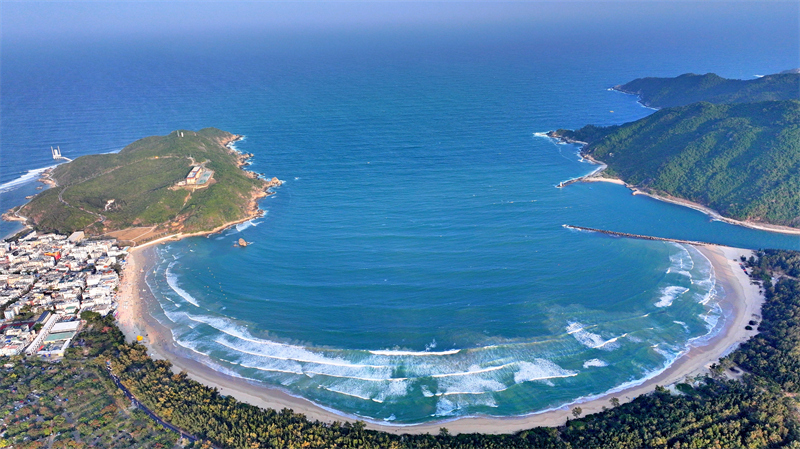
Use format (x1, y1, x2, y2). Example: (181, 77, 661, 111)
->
(2, 2, 799, 424)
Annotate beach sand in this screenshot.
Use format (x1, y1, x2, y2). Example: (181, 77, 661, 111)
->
(116, 243, 763, 435)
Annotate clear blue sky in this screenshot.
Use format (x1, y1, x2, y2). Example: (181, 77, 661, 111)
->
(3, 1, 798, 40)
(2, 1, 798, 75)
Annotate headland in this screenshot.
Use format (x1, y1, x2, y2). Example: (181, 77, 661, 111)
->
(9, 128, 282, 246)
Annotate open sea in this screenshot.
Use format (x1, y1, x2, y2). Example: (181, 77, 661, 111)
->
(2, 2, 799, 424)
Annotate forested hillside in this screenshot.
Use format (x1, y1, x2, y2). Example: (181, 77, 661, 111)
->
(615, 72, 800, 108)
(560, 100, 800, 226)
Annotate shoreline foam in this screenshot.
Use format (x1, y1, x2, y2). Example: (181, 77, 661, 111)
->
(116, 243, 763, 434)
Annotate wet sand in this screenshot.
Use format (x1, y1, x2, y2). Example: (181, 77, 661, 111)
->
(116, 243, 763, 435)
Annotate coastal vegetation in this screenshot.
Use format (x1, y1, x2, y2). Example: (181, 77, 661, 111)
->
(0, 316, 178, 448)
(553, 70, 800, 227)
(614, 72, 800, 109)
(728, 250, 800, 391)
(17, 128, 273, 242)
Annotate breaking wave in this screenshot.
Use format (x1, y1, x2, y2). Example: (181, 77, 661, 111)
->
(655, 286, 689, 308)
(165, 262, 200, 307)
(0, 165, 57, 194)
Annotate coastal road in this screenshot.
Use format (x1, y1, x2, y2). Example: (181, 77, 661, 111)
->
(105, 361, 202, 445)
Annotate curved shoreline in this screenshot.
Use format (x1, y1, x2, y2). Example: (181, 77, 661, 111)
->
(116, 243, 763, 435)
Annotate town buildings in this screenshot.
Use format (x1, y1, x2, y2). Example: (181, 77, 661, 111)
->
(0, 231, 126, 357)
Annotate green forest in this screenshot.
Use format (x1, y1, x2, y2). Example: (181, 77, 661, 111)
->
(18, 128, 267, 237)
(0, 315, 180, 449)
(4, 252, 800, 448)
(561, 100, 800, 226)
(553, 69, 800, 227)
(614, 72, 800, 109)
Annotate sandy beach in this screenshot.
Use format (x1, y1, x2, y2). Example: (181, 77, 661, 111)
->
(116, 243, 763, 435)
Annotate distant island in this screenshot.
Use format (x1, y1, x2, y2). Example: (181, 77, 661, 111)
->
(549, 71, 800, 230)
(6, 128, 281, 245)
(612, 70, 800, 109)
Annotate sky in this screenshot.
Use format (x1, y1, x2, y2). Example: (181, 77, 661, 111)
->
(3, 1, 798, 42)
(1, 2, 798, 79)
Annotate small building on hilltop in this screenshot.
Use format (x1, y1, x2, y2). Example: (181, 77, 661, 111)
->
(185, 166, 214, 187)
(186, 166, 203, 185)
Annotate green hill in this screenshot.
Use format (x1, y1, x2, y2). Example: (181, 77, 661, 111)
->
(559, 100, 800, 226)
(19, 128, 272, 239)
(615, 72, 800, 108)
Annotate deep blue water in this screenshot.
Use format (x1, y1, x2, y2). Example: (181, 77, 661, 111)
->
(2, 2, 799, 423)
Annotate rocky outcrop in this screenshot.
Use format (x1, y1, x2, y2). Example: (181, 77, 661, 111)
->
(265, 177, 282, 188)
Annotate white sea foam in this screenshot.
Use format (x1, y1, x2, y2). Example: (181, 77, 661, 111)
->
(433, 392, 499, 416)
(582, 358, 608, 368)
(226, 135, 246, 153)
(0, 165, 58, 193)
(165, 262, 200, 307)
(566, 321, 624, 350)
(321, 377, 408, 403)
(652, 345, 680, 362)
(214, 338, 389, 369)
(668, 243, 694, 272)
(434, 397, 457, 416)
(176, 338, 212, 357)
(674, 321, 690, 333)
(514, 359, 578, 383)
(699, 307, 721, 331)
(320, 385, 374, 402)
(237, 362, 303, 376)
(369, 348, 460, 356)
(430, 363, 513, 378)
(435, 375, 508, 396)
(235, 219, 262, 232)
(655, 286, 689, 308)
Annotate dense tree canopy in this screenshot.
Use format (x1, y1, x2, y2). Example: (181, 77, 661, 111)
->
(559, 100, 800, 226)
(615, 72, 800, 108)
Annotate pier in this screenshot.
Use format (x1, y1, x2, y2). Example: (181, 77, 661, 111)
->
(51, 146, 72, 162)
(563, 224, 717, 247)
(556, 178, 582, 188)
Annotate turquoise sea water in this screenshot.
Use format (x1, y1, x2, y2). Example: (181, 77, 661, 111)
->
(2, 2, 799, 423)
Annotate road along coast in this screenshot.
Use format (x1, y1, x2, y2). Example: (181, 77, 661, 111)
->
(115, 242, 763, 435)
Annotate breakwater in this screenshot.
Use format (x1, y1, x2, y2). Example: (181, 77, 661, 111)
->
(563, 224, 717, 247)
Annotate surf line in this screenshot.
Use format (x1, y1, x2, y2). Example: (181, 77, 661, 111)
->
(563, 224, 717, 247)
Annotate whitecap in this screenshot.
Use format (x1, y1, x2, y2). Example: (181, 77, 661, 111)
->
(566, 321, 624, 350)
(369, 348, 460, 356)
(435, 374, 508, 396)
(655, 286, 689, 308)
(673, 321, 690, 333)
(582, 358, 608, 368)
(515, 359, 578, 383)
(165, 262, 200, 307)
(434, 397, 457, 416)
(235, 219, 262, 232)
